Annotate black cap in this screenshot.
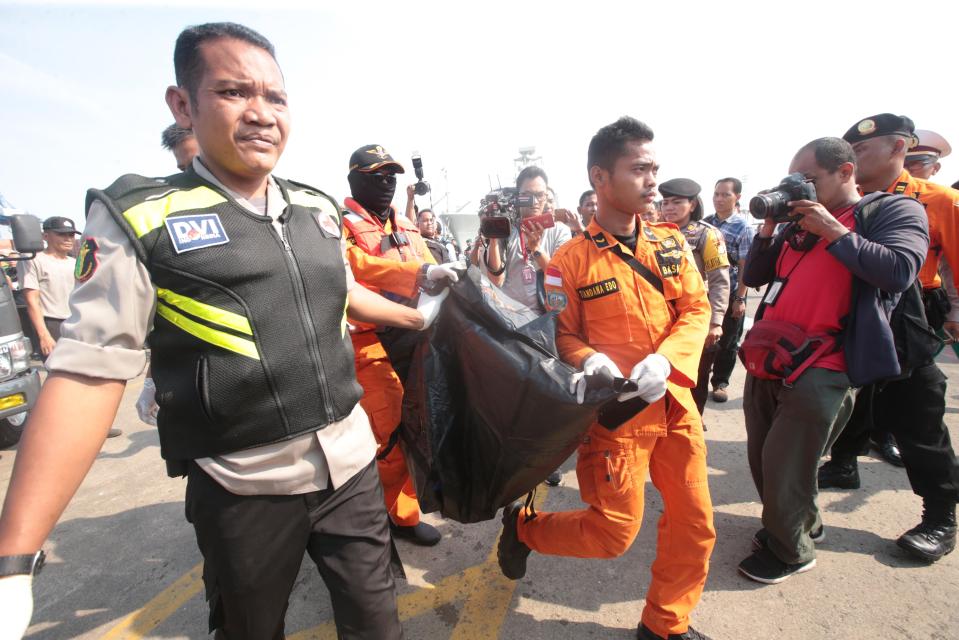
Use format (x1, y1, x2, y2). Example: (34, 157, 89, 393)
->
(842, 113, 918, 147)
(658, 178, 701, 199)
(42, 216, 80, 234)
(348, 144, 405, 173)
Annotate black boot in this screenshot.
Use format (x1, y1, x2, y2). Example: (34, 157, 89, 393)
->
(818, 455, 860, 490)
(896, 500, 957, 562)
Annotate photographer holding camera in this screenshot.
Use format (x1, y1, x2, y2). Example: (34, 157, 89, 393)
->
(479, 166, 572, 310)
(738, 136, 928, 584)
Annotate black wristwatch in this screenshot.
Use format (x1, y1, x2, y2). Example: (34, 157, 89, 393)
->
(734, 296, 746, 303)
(0, 550, 45, 578)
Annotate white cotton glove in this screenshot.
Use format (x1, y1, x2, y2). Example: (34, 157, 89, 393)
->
(0, 575, 34, 640)
(568, 352, 624, 404)
(617, 353, 671, 403)
(136, 377, 159, 426)
(416, 288, 450, 330)
(426, 261, 463, 283)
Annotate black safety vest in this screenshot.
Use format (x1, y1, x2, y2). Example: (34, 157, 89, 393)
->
(88, 168, 363, 463)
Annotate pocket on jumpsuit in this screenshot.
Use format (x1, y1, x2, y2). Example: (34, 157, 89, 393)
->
(577, 443, 637, 522)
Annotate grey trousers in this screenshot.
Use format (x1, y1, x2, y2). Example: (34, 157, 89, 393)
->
(744, 368, 856, 564)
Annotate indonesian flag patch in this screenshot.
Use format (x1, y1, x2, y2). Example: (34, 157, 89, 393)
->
(544, 266, 563, 288)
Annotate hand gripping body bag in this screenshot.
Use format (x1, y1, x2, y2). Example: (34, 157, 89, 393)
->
(398, 267, 619, 523)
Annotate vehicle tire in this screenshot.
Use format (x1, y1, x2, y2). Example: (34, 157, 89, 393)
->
(0, 412, 27, 449)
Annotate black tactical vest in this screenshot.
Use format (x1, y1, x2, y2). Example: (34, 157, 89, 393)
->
(87, 168, 363, 463)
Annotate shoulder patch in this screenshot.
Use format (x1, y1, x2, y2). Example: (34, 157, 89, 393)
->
(316, 212, 341, 238)
(75, 237, 100, 282)
(165, 213, 230, 254)
(544, 266, 563, 288)
(545, 290, 568, 312)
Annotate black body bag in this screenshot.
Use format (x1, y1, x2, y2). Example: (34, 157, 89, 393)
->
(398, 268, 619, 524)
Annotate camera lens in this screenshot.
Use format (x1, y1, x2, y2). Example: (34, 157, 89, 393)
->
(749, 192, 787, 220)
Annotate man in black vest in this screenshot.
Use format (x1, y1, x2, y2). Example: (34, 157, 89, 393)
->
(0, 22, 444, 639)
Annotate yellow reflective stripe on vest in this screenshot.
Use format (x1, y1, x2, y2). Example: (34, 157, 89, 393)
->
(123, 187, 227, 238)
(156, 288, 252, 336)
(156, 304, 260, 360)
(288, 189, 338, 218)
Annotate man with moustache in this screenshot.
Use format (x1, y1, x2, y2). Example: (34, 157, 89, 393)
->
(497, 116, 715, 640)
(0, 22, 448, 638)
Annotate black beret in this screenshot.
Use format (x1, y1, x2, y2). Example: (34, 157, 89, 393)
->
(658, 178, 701, 199)
(842, 113, 917, 146)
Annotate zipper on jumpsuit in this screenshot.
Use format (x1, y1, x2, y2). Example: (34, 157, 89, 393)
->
(274, 220, 336, 424)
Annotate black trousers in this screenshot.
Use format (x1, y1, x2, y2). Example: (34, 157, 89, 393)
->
(185, 460, 403, 640)
(709, 304, 746, 389)
(832, 363, 959, 503)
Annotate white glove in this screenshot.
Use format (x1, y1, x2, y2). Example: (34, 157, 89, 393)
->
(426, 261, 462, 283)
(618, 353, 671, 403)
(136, 378, 159, 426)
(568, 352, 624, 404)
(416, 288, 449, 330)
(0, 575, 34, 640)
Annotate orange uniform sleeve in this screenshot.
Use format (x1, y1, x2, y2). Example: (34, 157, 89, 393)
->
(544, 251, 595, 369)
(656, 241, 711, 388)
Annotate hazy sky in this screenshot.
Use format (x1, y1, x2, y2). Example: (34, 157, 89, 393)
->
(2, 0, 958, 234)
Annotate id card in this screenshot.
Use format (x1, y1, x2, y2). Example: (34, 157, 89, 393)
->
(764, 277, 787, 306)
(522, 265, 535, 284)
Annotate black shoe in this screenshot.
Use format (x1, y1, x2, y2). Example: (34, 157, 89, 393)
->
(106, 427, 123, 438)
(637, 623, 713, 640)
(545, 470, 562, 486)
(497, 502, 531, 580)
(390, 521, 442, 546)
(871, 432, 904, 467)
(817, 457, 860, 490)
(710, 384, 728, 403)
(752, 525, 824, 552)
(738, 547, 816, 584)
(896, 500, 957, 562)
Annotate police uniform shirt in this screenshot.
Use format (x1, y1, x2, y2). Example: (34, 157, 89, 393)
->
(678, 220, 730, 326)
(46, 157, 377, 495)
(18, 250, 77, 320)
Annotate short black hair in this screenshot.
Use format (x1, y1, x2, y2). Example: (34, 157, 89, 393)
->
(516, 165, 548, 190)
(796, 137, 857, 173)
(578, 189, 595, 207)
(587, 116, 655, 185)
(715, 177, 742, 195)
(161, 124, 194, 151)
(417, 208, 434, 221)
(174, 22, 276, 103)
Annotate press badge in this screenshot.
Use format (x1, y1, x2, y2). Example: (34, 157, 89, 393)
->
(522, 265, 535, 284)
(764, 277, 787, 306)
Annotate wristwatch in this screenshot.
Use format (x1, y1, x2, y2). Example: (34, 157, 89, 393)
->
(532, 250, 543, 260)
(735, 296, 747, 303)
(0, 551, 45, 578)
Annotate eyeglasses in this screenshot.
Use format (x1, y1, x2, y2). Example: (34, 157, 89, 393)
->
(369, 171, 397, 185)
(521, 190, 548, 203)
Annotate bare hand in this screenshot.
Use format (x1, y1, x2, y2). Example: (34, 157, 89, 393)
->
(554, 208, 583, 232)
(705, 324, 723, 348)
(406, 184, 417, 199)
(789, 200, 850, 242)
(39, 332, 57, 356)
(730, 299, 746, 318)
(943, 321, 959, 344)
(522, 222, 545, 253)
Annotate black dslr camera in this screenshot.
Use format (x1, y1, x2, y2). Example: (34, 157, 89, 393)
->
(411, 153, 430, 196)
(478, 188, 537, 238)
(749, 172, 817, 223)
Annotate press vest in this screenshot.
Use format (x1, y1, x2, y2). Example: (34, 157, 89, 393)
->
(88, 168, 363, 462)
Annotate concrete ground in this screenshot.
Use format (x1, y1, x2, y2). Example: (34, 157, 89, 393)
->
(3, 348, 958, 640)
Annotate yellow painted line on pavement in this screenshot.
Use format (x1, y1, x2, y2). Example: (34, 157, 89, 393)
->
(100, 561, 204, 640)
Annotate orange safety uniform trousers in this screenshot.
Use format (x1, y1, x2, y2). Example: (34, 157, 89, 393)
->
(352, 330, 420, 527)
(517, 400, 715, 639)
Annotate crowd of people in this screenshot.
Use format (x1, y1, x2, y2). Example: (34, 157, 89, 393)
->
(1, 20, 958, 640)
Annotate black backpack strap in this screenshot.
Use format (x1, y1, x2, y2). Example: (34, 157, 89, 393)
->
(583, 229, 664, 295)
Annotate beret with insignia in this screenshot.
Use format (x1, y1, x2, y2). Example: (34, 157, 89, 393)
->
(842, 113, 918, 147)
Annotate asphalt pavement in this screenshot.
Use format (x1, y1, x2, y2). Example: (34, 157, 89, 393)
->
(2, 346, 957, 640)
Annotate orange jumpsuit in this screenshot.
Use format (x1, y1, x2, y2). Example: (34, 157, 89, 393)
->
(342, 197, 436, 527)
(517, 217, 715, 639)
(885, 170, 959, 292)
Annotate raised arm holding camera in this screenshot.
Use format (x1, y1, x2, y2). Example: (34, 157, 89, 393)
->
(737, 136, 929, 585)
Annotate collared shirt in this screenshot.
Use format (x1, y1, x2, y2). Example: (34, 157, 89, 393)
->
(18, 250, 76, 319)
(702, 211, 754, 291)
(488, 221, 572, 310)
(46, 157, 376, 494)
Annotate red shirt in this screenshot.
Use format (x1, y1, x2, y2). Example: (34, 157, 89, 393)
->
(762, 207, 855, 371)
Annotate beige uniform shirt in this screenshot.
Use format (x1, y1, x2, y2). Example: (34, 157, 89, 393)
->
(18, 250, 76, 319)
(46, 158, 377, 494)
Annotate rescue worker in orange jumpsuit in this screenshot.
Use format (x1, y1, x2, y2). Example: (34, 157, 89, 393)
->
(343, 144, 461, 546)
(497, 117, 715, 640)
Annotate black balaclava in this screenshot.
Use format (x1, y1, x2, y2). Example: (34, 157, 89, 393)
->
(348, 171, 396, 221)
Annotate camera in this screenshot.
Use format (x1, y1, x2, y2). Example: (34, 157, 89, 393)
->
(411, 153, 430, 196)
(478, 188, 537, 238)
(749, 172, 817, 223)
